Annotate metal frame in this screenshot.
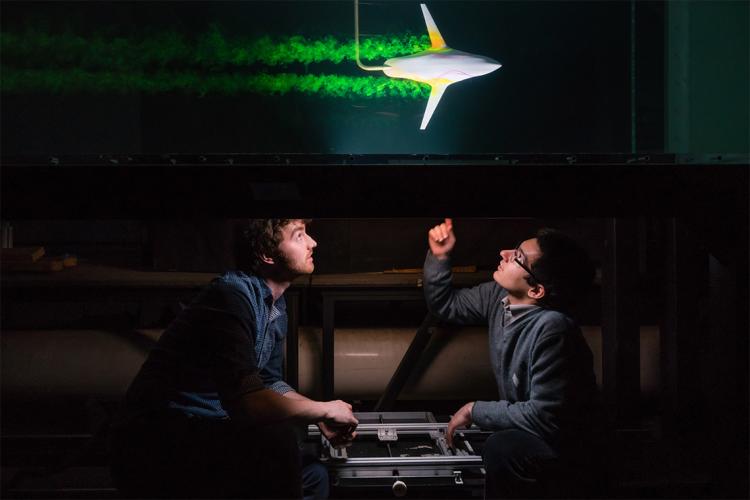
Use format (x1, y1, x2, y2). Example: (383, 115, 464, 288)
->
(310, 412, 488, 492)
(321, 290, 425, 400)
(601, 218, 641, 427)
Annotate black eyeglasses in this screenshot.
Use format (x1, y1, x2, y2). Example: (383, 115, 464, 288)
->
(513, 242, 544, 285)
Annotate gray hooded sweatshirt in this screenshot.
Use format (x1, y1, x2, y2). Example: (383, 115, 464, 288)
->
(423, 251, 598, 448)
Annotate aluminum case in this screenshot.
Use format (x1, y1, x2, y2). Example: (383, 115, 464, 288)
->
(308, 412, 491, 497)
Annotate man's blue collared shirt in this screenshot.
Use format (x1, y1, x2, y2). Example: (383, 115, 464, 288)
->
(129, 271, 294, 419)
(216, 271, 293, 395)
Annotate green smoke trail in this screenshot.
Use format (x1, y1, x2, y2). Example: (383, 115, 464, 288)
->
(1, 27, 430, 70)
(0, 67, 431, 99)
(0, 24, 433, 98)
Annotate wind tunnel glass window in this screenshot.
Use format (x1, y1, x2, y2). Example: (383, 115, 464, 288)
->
(2, 0, 647, 155)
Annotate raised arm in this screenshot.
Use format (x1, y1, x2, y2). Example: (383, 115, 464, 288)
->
(424, 218, 499, 324)
(428, 218, 456, 260)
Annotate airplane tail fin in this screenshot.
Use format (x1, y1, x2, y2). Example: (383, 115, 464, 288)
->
(355, 0, 388, 71)
(421, 4, 447, 49)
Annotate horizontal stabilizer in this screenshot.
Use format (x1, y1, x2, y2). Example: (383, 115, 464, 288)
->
(420, 83, 449, 130)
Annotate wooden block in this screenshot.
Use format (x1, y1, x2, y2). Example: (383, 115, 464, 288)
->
(451, 265, 477, 273)
(2, 257, 64, 272)
(384, 265, 477, 274)
(383, 268, 422, 274)
(61, 254, 78, 267)
(1, 246, 45, 262)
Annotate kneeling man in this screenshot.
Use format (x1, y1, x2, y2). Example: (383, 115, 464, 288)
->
(425, 219, 601, 498)
(110, 219, 357, 499)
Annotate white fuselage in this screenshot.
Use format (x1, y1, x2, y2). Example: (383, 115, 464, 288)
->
(384, 49, 501, 85)
(354, 1, 502, 129)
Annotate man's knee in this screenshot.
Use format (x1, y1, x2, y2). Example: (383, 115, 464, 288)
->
(483, 430, 541, 474)
(111, 419, 304, 498)
(302, 461, 329, 500)
(232, 421, 302, 477)
(482, 429, 559, 484)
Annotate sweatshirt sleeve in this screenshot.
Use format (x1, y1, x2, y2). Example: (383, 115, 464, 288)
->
(471, 320, 583, 443)
(423, 250, 499, 324)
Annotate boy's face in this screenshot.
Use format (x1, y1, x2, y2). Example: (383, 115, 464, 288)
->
(275, 220, 317, 276)
(493, 237, 542, 295)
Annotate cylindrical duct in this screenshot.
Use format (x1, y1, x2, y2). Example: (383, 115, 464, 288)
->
(1, 326, 660, 401)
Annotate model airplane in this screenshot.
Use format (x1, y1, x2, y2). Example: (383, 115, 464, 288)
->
(355, 1, 502, 130)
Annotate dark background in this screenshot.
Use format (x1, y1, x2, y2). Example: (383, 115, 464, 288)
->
(1, 1, 748, 498)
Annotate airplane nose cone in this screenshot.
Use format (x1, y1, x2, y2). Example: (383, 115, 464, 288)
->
(487, 60, 502, 73)
(474, 58, 502, 76)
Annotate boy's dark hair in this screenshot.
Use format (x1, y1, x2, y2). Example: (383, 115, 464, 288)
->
(237, 219, 311, 274)
(527, 228, 595, 312)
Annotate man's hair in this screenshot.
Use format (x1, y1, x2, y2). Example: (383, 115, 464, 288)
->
(237, 219, 311, 274)
(526, 228, 595, 312)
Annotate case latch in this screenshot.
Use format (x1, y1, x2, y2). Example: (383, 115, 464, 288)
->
(453, 471, 464, 485)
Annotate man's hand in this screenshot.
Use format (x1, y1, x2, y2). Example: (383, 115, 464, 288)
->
(322, 400, 359, 427)
(319, 421, 357, 449)
(445, 402, 474, 449)
(428, 218, 456, 260)
(320, 401, 358, 448)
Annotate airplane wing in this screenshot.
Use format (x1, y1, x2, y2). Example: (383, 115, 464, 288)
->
(420, 83, 449, 130)
(420, 4, 447, 49)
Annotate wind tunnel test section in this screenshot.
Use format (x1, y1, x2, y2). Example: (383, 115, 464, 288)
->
(1, 0, 630, 155)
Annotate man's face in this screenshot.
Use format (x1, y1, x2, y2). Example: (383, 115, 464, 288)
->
(492, 237, 542, 296)
(275, 220, 317, 276)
